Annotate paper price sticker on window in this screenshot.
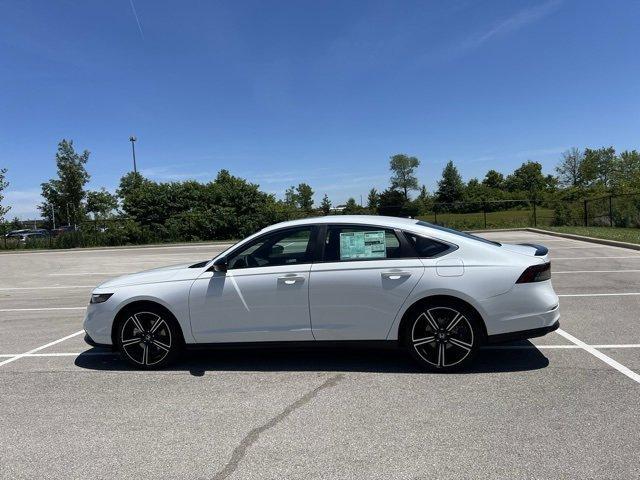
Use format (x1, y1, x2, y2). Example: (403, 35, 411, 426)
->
(339, 230, 387, 260)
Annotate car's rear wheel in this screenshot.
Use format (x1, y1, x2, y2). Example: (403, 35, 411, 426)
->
(405, 300, 482, 372)
(115, 306, 183, 369)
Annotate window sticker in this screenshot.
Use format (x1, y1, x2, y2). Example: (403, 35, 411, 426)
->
(339, 230, 387, 260)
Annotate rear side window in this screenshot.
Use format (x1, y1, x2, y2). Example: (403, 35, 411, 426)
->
(404, 232, 452, 258)
(323, 226, 402, 262)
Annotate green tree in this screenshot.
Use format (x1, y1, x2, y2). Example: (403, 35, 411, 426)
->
(615, 150, 640, 191)
(556, 148, 584, 188)
(284, 186, 298, 207)
(320, 193, 331, 214)
(378, 188, 409, 216)
(505, 161, 548, 198)
(582, 147, 617, 190)
(86, 188, 118, 220)
(366, 188, 379, 211)
(296, 183, 314, 212)
(436, 161, 465, 204)
(482, 170, 505, 189)
(389, 154, 420, 200)
(0, 168, 10, 222)
(343, 197, 361, 214)
(39, 140, 91, 226)
(414, 185, 432, 215)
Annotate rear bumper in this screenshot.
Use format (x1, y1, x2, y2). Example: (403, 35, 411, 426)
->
(487, 320, 560, 344)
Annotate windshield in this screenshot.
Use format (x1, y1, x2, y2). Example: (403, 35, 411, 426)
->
(416, 221, 502, 247)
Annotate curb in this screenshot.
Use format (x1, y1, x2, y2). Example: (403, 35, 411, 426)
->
(525, 228, 640, 251)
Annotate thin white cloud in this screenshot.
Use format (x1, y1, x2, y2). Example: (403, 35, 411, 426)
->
(3, 189, 42, 219)
(129, 0, 145, 41)
(140, 165, 215, 181)
(453, 0, 562, 55)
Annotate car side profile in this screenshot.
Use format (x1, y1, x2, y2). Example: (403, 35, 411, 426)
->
(83, 216, 560, 371)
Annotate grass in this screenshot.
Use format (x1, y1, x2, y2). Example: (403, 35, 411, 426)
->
(543, 226, 640, 245)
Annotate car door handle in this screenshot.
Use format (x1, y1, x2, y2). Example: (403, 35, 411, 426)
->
(278, 275, 305, 285)
(381, 271, 412, 280)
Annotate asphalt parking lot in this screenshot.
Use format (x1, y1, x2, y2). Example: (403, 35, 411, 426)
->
(1, 231, 639, 479)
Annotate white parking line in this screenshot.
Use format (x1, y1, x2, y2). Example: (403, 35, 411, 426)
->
(484, 344, 640, 350)
(0, 330, 84, 367)
(558, 293, 640, 297)
(0, 352, 114, 357)
(553, 256, 640, 260)
(554, 270, 640, 274)
(49, 272, 131, 276)
(551, 245, 629, 250)
(555, 329, 640, 384)
(0, 306, 86, 312)
(2, 243, 234, 256)
(0, 285, 94, 291)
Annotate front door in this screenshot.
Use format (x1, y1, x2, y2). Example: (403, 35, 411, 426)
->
(310, 225, 424, 340)
(189, 226, 317, 343)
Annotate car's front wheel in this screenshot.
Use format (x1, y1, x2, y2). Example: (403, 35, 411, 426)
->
(405, 300, 482, 372)
(115, 306, 183, 369)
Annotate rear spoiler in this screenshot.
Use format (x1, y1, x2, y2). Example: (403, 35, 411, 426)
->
(518, 243, 549, 256)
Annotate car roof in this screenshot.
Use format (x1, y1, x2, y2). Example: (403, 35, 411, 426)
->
(260, 215, 420, 233)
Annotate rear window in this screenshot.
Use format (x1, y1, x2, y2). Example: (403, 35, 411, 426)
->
(404, 232, 452, 258)
(416, 221, 501, 247)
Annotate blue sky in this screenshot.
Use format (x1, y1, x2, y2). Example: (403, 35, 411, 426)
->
(1, 0, 639, 218)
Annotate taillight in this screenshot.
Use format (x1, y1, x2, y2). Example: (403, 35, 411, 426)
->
(516, 262, 551, 283)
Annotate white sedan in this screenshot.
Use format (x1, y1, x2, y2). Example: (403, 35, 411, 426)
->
(84, 216, 560, 371)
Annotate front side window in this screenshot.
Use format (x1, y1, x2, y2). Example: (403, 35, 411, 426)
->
(323, 226, 402, 262)
(227, 227, 313, 270)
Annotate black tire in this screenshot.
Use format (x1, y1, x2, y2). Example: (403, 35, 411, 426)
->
(115, 305, 183, 369)
(403, 299, 482, 372)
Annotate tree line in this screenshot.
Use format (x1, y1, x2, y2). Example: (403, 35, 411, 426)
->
(0, 140, 639, 243)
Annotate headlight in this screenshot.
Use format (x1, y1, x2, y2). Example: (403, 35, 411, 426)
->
(90, 293, 113, 304)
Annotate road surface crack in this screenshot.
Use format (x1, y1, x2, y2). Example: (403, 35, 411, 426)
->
(211, 373, 344, 480)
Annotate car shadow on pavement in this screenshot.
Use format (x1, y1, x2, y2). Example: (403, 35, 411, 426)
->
(74, 341, 549, 375)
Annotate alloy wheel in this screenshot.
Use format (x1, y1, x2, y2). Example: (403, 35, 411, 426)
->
(119, 311, 173, 366)
(411, 306, 474, 368)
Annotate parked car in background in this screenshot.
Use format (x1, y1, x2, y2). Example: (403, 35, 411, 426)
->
(4, 229, 31, 238)
(51, 225, 76, 237)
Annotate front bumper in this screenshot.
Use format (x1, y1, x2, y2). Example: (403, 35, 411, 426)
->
(84, 332, 112, 349)
(486, 319, 560, 344)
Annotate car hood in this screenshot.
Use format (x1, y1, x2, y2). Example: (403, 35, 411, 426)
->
(96, 262, 204, 289)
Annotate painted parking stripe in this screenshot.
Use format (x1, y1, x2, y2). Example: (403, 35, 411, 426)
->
(484, 344, 640, 350)
(1, 343, 639, 359)
(49, 272, 132, 276)
(554, 270, 640, 274)
(553, 256, 640, 260)
(0, 330, 84, 367)
(2, 243, 234, 256)
(558, 292, 640, 297)
(0, 352, 114, 357)
(0, 285, 94, 291)
(0, 306, 86, 312)
(555, 328, 640, 384)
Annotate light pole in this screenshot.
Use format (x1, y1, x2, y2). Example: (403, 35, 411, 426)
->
(129, 135, 138, 174)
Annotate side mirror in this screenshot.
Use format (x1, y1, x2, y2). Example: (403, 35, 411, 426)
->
(208, 257, 228, 273)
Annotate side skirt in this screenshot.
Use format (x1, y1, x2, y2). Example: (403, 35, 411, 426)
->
(185, 339, 400, 351)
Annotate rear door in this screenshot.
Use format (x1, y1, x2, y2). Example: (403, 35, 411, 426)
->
(309, 224, 424, 340)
